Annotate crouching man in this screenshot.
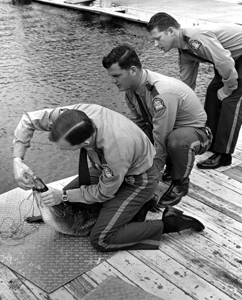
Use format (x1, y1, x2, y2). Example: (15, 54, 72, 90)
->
(103, 44, 212, 207)
(13, 103, 204, 251)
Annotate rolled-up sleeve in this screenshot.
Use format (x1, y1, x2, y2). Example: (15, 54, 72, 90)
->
(191, 32, 238, 91)
(13, 105, 76, 158)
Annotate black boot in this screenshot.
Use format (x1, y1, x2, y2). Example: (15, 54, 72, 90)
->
(158, 178, 189, 207)
(132, 194, 160, 222)
(162, 206, 205, 233)
(197, 153, 232, 169)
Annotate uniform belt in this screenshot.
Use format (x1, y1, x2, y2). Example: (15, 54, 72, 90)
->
(200, 126, 213, 142)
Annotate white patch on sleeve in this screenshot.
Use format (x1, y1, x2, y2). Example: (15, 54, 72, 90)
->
(189, 39, 202, 51)
(102, 166, 115, 178)
(152, 98, 166, 111)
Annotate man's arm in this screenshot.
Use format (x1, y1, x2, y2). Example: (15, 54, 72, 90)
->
(13, 105, 75, 189)
(151, 93, 178, 172)
(67, 139, 135, 204)
(189, 31, 238, 97)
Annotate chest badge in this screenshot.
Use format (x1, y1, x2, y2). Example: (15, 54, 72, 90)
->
(103, 166, 115, 179)
(189, 39, 202, 51)
(153, 98, 166, 111)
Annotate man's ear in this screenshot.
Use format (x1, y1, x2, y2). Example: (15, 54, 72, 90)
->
(167, 27, 175, 36)
(83, 140, 90, 146)
(130, 66, 138, 76)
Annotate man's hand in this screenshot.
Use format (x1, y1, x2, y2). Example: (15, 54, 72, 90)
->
(217, 86, 233, 101)
(13, 157, 35, 190)
(41, 187, 62, 207)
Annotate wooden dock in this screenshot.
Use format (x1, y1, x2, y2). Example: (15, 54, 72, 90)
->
(1, 130, 242, 299)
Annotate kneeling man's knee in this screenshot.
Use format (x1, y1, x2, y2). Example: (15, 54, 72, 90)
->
(167, 135, 184, 152)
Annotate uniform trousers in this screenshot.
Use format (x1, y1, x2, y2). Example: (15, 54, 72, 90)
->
(204, 56, 242, 154)
(64, 164, 163, 251)
(166, 127, 211, 180)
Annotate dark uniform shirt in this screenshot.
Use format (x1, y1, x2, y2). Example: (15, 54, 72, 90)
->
(179, 23, 242, 91)
(13, 104, 155, 204)
(125, 69, 207, 171)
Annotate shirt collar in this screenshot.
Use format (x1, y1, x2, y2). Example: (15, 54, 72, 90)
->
(134, 69, 148, 96)
(179, 29, 190, 50)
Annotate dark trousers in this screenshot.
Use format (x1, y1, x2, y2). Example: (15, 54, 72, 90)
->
(204, 57, 242, 154)
(166, 127, 211, 180)
(64, 165, 163, 251)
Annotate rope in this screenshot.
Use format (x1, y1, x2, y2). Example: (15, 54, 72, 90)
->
(0, 191, 39, 246)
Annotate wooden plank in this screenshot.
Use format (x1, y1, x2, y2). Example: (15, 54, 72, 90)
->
(14, 274, 48, 300)
(157, 175, 242, 224)
(64, 275, 96, 299)
(185, 171, 242, 222)
(85, 260, 135, 286)
(48, 287, 77, 300)
(78, 274, 98, 288)
(159, 240, 242, 299)
(0, 263, 39, 300)
(161, 230, 242, 278)
(107, 251, 194, 299)
(191, 166, 242, 195)
(178, 197, 242, 247)
(132, 249, 237, 300)
(223, 164, 242, 183)
(148, 196, 242, 259)
(188, 184, 242, 222)
(158, 244, 241, 300)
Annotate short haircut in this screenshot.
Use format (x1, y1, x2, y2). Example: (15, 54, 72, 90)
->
(49, 110, 94, 145)
(146, 12, 180, 32)
(102, 44, 142, 70)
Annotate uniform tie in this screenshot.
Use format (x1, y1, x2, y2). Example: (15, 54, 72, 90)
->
(79, 147, 91, 186)
(134, 92, 154, 144)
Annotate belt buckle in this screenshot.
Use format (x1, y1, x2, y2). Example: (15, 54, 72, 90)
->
(204, 126, 212, 141)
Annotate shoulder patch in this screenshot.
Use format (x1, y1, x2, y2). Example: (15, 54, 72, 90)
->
(102, 166, 115, 179)
(189, 39, 202, 51)
(152, 97, 166, 111)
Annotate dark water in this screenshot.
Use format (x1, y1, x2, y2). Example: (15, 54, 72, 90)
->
(0, 1, 213, 194)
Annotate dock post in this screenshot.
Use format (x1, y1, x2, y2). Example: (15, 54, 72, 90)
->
(100, 0, 113, 22)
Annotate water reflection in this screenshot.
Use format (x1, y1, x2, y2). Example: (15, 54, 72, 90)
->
(0, 1, 210, 193)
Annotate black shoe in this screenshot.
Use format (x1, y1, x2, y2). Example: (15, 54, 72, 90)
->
(162, 167, 172, 182)
(132, 194, 160, 222)
(197, 153, 232, 169)
(162, 206, 205, 233)
(158, 178, 189, 207)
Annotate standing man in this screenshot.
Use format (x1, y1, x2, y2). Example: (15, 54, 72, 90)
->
(147, 12, 242, 169)
(102, 44, 212, 207)
(13, 103, 204, 251)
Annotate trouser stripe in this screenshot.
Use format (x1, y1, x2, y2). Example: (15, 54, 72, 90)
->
(226, 96, 242, 153)
(184, 139, 210, 178)
(98, 173, 149, 249)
